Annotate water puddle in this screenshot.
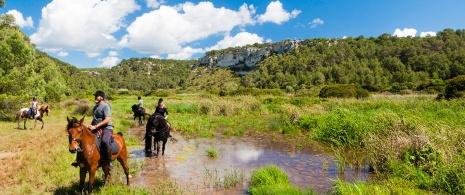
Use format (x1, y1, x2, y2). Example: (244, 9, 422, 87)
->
(128, 127, 372, 194)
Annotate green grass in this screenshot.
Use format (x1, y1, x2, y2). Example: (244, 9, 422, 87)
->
(205, 147, 218, 157)
(3, 94, 465, 194)
(248, 165, 316, 195)
(203, 166, 245, 189)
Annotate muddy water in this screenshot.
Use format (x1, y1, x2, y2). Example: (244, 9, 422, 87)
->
(128, 127, 371, 194)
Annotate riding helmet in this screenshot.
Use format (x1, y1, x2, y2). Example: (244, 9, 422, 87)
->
(93, 90, 106, 99)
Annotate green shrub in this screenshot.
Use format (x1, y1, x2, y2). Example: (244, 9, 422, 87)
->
(72, 103, 92, 115)
(295, 115, 317, 132)
(249, 165, 315, 195)
(417, 79, 445, 93)
(437, 75, 465, 100)
(0, 94, 22, 121)
(205, 147, 218, 157)
(319, 84, 370, 99)
(230, 88, 285, 96)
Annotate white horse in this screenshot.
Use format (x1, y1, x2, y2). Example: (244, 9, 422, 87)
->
(14, 105, 50, 129)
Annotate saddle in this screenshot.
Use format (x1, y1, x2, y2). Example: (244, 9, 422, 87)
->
(92, 129, 120, 155)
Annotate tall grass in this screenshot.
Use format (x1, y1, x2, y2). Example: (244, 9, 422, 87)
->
(248, 164, 316, 195)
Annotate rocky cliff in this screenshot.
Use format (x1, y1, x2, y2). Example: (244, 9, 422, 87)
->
(194, 40, 304, 75)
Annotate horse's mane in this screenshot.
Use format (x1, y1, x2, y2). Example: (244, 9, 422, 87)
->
(67, 117, 79, 129)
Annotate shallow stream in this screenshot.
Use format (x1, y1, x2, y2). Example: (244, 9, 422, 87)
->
(129, 127, 372, 194)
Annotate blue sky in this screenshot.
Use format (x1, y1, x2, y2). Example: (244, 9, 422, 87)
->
(1, 0, 464, 68)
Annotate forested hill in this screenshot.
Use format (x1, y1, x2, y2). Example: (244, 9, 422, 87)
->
(196, 28, 465, 93)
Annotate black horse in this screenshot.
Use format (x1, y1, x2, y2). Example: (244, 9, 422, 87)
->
(145, 113, 171, 157)
(131, 104, 149, 125)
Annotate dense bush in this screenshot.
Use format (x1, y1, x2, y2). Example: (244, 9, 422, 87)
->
(229, 88, 285, 96)
(437, 75, 465, 100)
(319, 84, 370, 99)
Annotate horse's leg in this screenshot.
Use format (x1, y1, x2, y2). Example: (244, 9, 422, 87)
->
(102, 165, 111, 187)
(23, 118, 27, 129)
(38, 118, 44, 129)
(33, 118, 37, 129)
(155, 140, 160, 157)
(88, 165, 98, 194)
(162, 139, 167, 155)
(116, 152, 130, 185)
(79, 167, 86, 193)
(17, 116, 21, 129)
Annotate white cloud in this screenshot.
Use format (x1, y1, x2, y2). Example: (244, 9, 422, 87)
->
(146, 0, 165, 9)
(30, 0, 140, 57)
(207, 32, 263, 51)
(6, 10, 33, 28)
(167, 46, 204, 60)
(393, 28, 417, 37)
(97, 51, 120, 68)
(257, 0, 300, 24)
(309, 18, 324, 28)
(420, 31, 437, 37)
(119, 2, 256, 56)
(57, 51, 69, 57)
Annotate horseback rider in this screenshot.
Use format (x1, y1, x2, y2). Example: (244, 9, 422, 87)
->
(72, 91, 115, 170)
(154, 98, 171, 137)
(89, 91, 114, 170)
(137, 96, 144, 113)
(30, 97, 38, 118)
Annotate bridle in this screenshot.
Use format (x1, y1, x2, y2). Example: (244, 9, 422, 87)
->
(69, 124, 85, 152)
(69, 123, 96, 162)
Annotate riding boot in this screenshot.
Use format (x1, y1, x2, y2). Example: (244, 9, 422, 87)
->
(107, 147, 114, 170)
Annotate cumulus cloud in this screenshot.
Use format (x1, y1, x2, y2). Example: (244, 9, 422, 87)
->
(119, 2, 256, 58)
(146, 0, 165, 9)
(257, 0, 300, 24)
(6, 10, 33, 28)
(57, 51, 69, 57)
(393, 28, 417, 37)
(309, 18, 324, 28)
(167, 46, 204, 60)
(30, 0, 140, 57)
(207, 32, 263, 51)
(420, 31, 437, 37)
(97, 51, 120, 68)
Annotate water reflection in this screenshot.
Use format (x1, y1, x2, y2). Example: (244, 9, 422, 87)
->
(235, 149, 263, 162)
(129, 132, 372, 194)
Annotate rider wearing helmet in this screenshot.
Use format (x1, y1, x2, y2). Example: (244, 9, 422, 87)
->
(30, 97, 38, 118)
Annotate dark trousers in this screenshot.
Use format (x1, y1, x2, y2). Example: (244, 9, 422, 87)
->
(101, 128, 112, 159)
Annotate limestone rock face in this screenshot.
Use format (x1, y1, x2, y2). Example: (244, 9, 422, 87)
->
(195, 40, 303, 74)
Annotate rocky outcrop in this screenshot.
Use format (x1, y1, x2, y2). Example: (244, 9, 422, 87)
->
(195, 40, 304, 75)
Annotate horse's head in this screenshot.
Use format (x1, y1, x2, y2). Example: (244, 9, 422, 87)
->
(43, 105, 51, 116)
(149, 113, 166, 129)
(131, 104, 138, 112)
(67, 117, 85, 153)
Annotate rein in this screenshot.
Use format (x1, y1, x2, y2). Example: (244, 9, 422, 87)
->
(70, 124, 96, 162)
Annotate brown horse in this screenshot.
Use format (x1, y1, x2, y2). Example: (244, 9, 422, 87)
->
(146, 113, 171, 157)
(15, 105, 51, 129)
(66, 117, 130, 194)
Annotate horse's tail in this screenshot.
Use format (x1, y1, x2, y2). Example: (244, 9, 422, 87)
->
(13, 110, 20, 123)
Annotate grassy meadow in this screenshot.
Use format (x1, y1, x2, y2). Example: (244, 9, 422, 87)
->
(1, 93, 465, 194)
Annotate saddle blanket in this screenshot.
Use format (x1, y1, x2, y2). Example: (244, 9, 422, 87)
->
(93, 130, 120, 154)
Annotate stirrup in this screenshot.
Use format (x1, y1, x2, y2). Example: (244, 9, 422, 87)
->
(109, 161, 114, 170)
